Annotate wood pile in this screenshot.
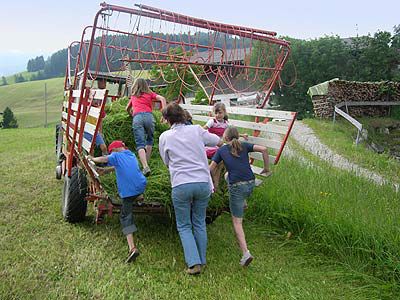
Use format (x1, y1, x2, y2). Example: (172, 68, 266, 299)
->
(312, 80, 400, 118)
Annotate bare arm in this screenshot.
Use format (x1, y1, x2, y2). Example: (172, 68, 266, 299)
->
(96, 166, 115, 175)
(253, 145, 270, 173)
(209, 161, 218, 174)
(155, 94, 167, 109)
(125, 100, 132, 115)
(158, 134, 169, 167)
(88, 155, 108, 164)
(209, 161, 219, 189)
(239, 133, 248, 140)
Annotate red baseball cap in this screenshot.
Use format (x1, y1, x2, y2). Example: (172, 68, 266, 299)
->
(108, 140, 126, 153)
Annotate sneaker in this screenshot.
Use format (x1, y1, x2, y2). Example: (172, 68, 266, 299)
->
(142, 166, 151, 177)
(186, 264, 201, 275)
(240, 251, 253, 267)
(125, 248, 140, 263)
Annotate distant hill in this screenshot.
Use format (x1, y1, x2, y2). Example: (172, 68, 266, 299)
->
(0, 77, 64, 128)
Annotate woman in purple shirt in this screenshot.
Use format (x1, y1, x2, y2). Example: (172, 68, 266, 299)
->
(159, 103, 221, 275)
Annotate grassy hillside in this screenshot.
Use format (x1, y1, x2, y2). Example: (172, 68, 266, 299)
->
(0, 127, 396, 299)
(0, 77, 64, 127)
(0, 70, 151, 128)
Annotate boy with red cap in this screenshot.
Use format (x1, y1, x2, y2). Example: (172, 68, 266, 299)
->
(89, 140, 147, 263)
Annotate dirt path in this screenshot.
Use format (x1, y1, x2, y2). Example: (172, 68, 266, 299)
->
(287, 121, 399, 192)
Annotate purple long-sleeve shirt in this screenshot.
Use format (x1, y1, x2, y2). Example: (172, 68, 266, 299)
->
(159, 124, 220, 189)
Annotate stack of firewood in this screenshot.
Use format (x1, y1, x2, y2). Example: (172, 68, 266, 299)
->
(312, 80, 400, 118)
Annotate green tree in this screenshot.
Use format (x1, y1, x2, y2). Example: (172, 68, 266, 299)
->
(253, 36, 350, 117)
(1, 76, 7, 86)
(2, 107, 18, 128)
(348, 31, 398, 81)
(14, 74, 25, 83)
(252, 29, 400, 117)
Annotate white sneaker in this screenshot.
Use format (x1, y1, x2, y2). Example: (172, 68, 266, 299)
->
(240, 251, 254, 267)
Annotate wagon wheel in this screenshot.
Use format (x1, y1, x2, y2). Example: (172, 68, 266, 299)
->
(61, 167, 88, 223)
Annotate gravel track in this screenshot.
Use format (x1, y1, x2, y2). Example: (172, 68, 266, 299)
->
(288, 121, 399, 192)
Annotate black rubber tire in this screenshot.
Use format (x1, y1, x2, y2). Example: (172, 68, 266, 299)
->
(61, 167, 88, 223)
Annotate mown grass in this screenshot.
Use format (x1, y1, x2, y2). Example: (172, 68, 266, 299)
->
(304, 118, 399, 184)
(0, 127, 393, 299)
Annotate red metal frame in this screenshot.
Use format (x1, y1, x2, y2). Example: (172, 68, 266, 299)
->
(274, 112, 297, 164)
(69, 3, 290, 107)
(60, 2, 294, 222)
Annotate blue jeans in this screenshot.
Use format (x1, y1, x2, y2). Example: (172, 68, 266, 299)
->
(120, 195, 139, 235)
(132, 112, 155, 151)
(172, 182, 211, 267)
(228, 180, 255, 218)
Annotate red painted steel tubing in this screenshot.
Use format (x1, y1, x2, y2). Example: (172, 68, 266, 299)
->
(136, 4, 277, 37)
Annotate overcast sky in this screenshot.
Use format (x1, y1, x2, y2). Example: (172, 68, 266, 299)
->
(0, 0, 399, 75)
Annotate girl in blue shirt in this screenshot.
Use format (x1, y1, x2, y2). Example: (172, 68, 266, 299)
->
(210, 126, 270, 267)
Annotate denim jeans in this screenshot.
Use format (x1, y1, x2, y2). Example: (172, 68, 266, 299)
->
(120, 195, 139, 235)
(132, 112, 155, 150)
(172, 182, 211, 267)
(228, 180, 255, 218)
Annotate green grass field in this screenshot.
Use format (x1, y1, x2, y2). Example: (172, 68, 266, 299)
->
(0, 71, 152, 128)
(0, 77, 65, 128)
(1, 127, 397, 299)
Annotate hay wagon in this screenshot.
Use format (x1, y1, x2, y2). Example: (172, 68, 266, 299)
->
(55, 2, 296, 224)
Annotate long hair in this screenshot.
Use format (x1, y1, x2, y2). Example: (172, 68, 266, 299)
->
(131, 78, 151, 97)
(224, 126, 242, 157)
(213, 102, 228, 121)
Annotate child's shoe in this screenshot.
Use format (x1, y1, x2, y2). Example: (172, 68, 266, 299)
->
(186, 264, 201, 275)
(126, 248, 140, 263)
(142, 166, 151, 177)
(239, 251, 253, 267)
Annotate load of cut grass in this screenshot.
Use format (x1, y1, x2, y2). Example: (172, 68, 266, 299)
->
(100, 98, 228, 212)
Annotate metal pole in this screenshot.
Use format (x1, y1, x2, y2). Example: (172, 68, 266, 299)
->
(333, 107, 336, 123)
(44, 83, 47, 128)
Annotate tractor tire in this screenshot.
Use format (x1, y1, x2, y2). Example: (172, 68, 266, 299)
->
(61, 167, 88, 223)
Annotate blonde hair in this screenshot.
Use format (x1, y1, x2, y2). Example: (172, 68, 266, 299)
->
(213, 102, 228, 121)
(131, 78, 151, 97)
(224, 126, 242, 157)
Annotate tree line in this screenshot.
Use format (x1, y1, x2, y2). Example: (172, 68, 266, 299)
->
(267, 26, 400, 117)
(16, 32, 245, 83)
(4, 27, 399, 118)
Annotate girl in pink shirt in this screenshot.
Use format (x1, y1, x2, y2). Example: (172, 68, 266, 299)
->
(203, 103, 229, 159)
(126, 78, 166, 176)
